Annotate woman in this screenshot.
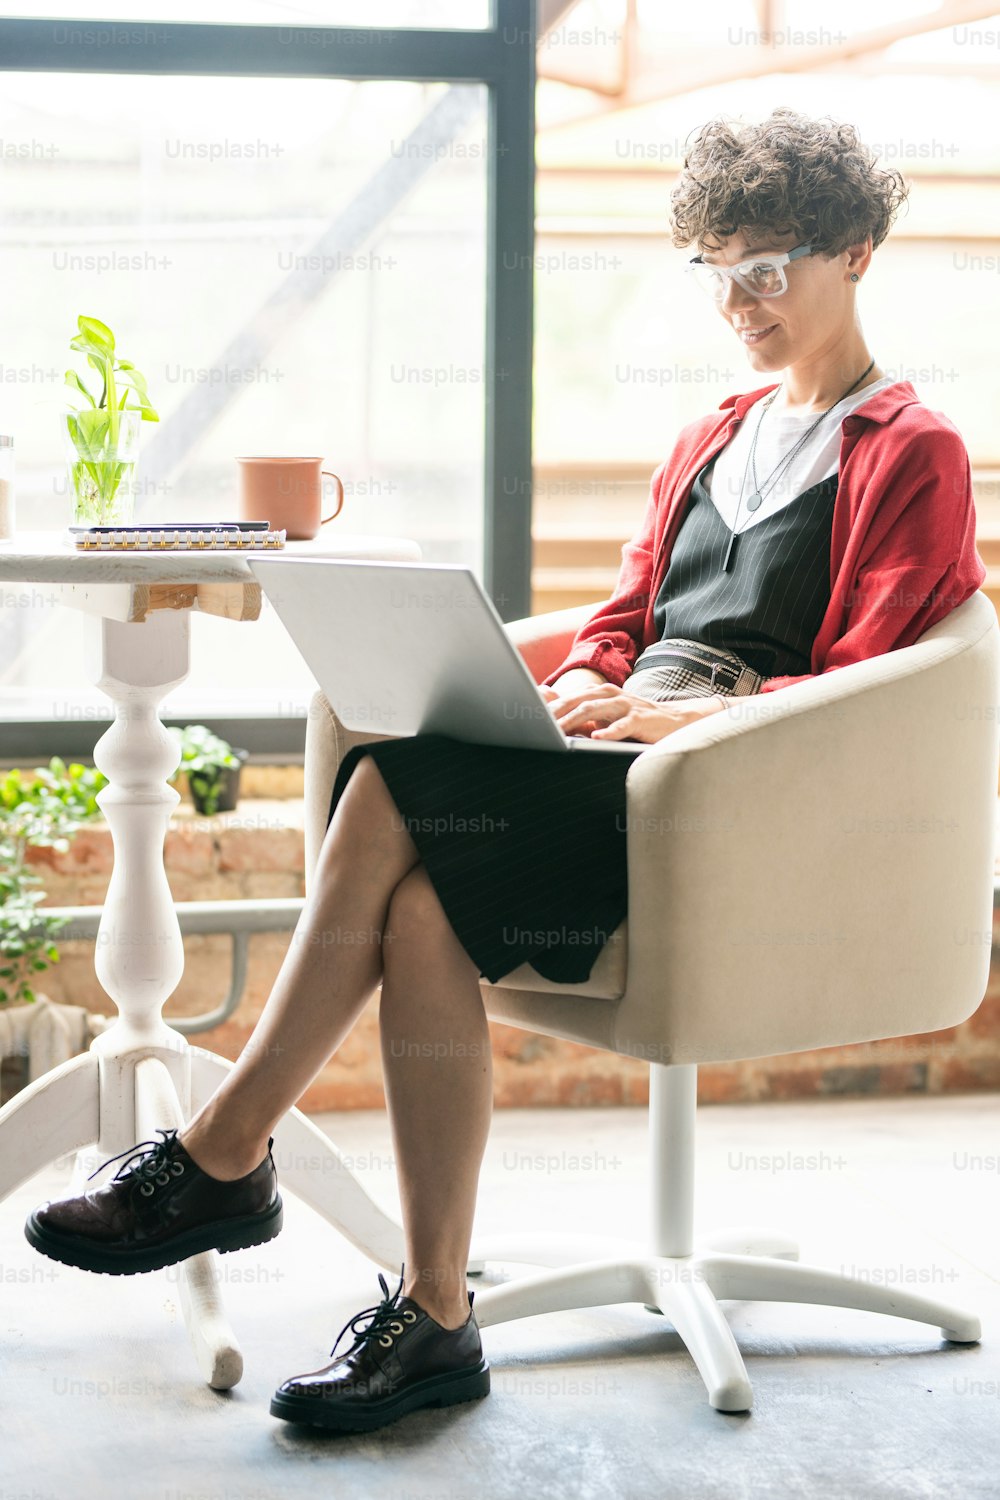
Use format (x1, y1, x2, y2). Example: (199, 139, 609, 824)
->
(25, 108, 985, 1433)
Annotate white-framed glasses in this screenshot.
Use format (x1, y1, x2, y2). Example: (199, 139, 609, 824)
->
(686, 242, 815, 300)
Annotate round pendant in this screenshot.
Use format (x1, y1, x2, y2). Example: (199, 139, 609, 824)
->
(746, 491, 763, 512)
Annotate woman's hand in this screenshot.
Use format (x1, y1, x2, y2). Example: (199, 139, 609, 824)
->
(540, 680, 728, 744)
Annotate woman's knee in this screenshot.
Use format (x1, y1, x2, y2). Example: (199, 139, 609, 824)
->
(340, 751, 385, 808)
(379, 864, 479, 1002)
(383, 870, 485, 984)
(322, 753, 401, 858)
(386, 864, 449, 942)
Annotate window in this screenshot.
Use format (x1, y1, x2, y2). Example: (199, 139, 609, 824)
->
(0, 4, 534, 747)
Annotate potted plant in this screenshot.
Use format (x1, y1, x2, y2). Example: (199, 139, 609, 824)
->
(62, 314, 159, 526)
(0, 758, 108, 1100)
(168, 726, 249, 816)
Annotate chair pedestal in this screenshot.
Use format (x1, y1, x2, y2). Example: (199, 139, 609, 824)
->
(468, 1064, 981, 1413)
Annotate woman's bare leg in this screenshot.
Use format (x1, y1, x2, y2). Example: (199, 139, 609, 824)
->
(178, 754, 494, 1331)
(178, 755, 420, 1179)
(378, 866, 493, 1330)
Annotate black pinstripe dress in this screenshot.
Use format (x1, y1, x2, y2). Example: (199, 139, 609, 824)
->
(326, 463, 838, 985)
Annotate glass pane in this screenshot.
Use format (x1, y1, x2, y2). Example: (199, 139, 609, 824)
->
(0, 72, 487, 721)
(0, 2, 491, 25)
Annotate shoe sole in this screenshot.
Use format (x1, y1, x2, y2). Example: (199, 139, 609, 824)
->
(23, 1196, 284, 1276)
(269, 1357, 491, 1432)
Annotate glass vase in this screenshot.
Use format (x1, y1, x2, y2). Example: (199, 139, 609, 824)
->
(61, 407, 142, 526)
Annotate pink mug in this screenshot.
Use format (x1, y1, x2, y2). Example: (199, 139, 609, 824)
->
(236, 456, 345, 541)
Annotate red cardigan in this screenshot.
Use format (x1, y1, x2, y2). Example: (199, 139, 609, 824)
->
(543, 380, 986, 695)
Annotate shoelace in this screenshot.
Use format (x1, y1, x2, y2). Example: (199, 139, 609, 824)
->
(329, 1266, 418, 1359)
(88, 1128, 186, 1197)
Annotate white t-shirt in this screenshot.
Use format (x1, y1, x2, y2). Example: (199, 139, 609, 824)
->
(703, 375, 899, 530)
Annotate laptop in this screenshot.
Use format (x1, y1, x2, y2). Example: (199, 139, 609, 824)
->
(246, 557, 647, 755)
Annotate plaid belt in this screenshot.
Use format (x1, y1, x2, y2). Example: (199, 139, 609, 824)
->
(623, 638, 763, 700)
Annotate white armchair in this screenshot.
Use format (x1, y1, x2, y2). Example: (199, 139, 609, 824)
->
(303, 589, 1000, 1412)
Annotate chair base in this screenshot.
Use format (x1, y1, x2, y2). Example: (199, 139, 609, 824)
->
(469, 1229, 981, 1413)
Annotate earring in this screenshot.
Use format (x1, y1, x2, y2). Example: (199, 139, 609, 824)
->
(850, 273, 860, 282)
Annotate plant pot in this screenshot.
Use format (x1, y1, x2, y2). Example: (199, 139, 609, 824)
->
(188, 749, 249, 816)
(61, 406, 142, 526)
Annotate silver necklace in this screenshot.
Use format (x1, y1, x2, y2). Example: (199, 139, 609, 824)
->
(721, 357, 876, 572)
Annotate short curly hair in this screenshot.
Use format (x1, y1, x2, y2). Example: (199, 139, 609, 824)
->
(669, 107, 909, 257)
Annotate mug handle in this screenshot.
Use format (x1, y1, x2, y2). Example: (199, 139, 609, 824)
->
(320, 470, 345, 524)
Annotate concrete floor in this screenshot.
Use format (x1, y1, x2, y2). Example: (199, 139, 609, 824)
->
(3, 1092, 999, 1500)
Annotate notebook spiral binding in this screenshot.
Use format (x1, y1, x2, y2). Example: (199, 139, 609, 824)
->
(72, 528, 287, 550)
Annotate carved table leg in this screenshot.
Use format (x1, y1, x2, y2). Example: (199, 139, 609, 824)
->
(85, 609, 192, 1152)
(135, 1057, 243, 1390)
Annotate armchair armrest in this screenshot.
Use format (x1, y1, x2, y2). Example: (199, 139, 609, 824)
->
(504, 602, 605, 685)
(615, 595, 1000, 1065)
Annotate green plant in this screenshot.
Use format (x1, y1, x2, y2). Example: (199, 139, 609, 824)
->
(0, 757, 108, 1006)
(63, 315, 159, 523)
(168, 725, 241, 817)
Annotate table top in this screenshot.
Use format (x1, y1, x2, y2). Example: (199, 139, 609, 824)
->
(0, 529, 422, 584)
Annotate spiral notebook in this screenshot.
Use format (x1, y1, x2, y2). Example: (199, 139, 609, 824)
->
(69, 522, 286, 550)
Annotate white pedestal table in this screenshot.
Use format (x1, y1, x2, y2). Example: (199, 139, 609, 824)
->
(0, 530, 419, 1388)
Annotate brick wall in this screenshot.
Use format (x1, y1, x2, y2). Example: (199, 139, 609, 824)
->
(20, 775, 1000, 1111)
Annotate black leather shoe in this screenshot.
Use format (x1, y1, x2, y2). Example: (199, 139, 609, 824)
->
(271, 1269, 490, 1432)
(24, 1128, 282, 1276)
